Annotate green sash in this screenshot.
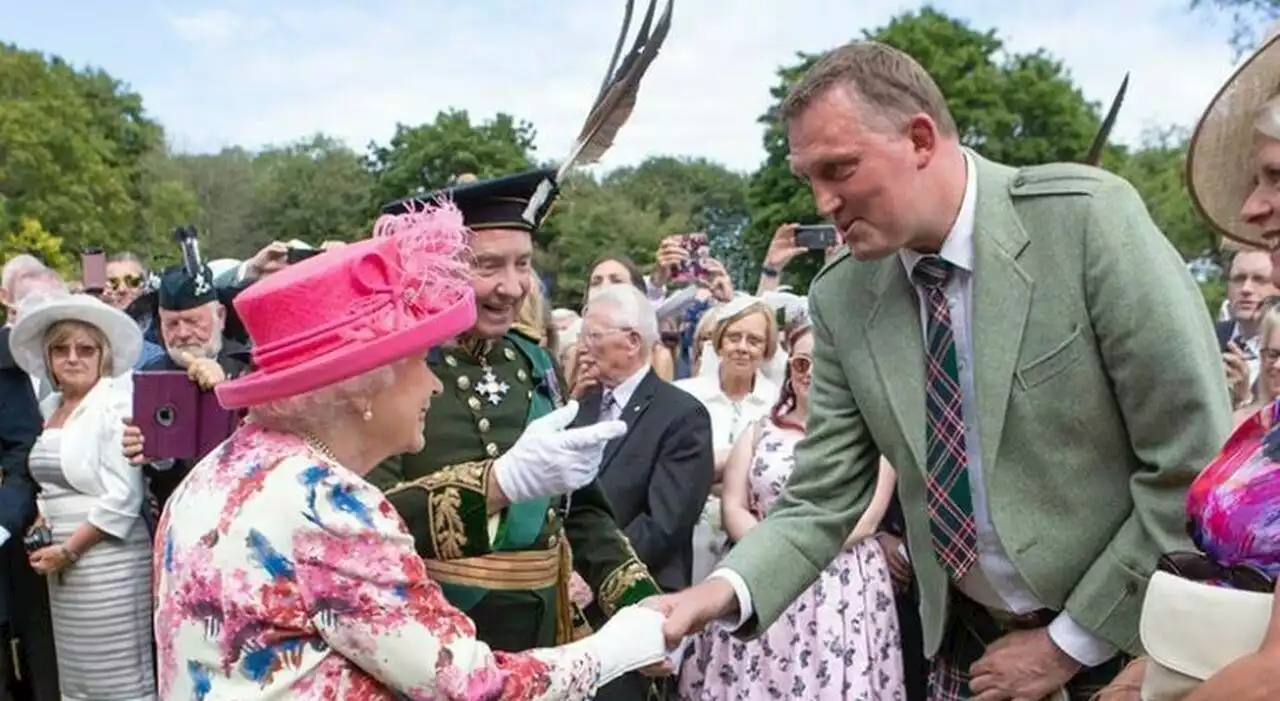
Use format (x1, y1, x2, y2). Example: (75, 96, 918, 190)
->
(440, 332, 558, 610)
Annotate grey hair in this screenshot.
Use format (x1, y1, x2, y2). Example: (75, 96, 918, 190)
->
(107, 251, 149, 275)
(12, 269, 67, 305)
(585, 284, 659, 348)
(247, 362, 400, 435)
(2, 254, 48, 296)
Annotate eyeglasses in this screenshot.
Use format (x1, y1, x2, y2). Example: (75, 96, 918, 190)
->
(789, 355, 812, 375)
(107, 275, 142, 290)
(1156, 550, 1274, 593)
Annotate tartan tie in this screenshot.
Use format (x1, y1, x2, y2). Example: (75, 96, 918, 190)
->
(912, 255, 978, 581)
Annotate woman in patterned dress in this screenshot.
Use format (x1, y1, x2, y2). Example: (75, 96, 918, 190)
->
(151, 202, 669, 700)
(679, 317, 905, 700)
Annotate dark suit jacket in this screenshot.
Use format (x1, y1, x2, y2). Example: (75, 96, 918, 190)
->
(572, 368, 714, 593)
(0, 326, 59, 697)
(574, 368, 713, 701)
(0, 327, 42, 627)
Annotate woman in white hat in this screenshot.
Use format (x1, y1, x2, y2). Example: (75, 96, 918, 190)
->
(8, 292, 155, 700)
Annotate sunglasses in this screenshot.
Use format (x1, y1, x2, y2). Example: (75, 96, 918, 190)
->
(789, 355, 812, 374)
(1157, 550, 1274, 593)
(107, 275, 142, 290)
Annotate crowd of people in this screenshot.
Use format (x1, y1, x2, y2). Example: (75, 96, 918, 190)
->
(1, 8, 1280, 701)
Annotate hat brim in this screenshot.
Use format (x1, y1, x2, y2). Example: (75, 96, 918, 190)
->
(9, 296, 142, 381)
(214, 297, 476, 410)
(1188, 32, 1280, 248)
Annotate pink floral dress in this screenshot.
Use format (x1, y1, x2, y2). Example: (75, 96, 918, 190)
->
(153, 424, 599, 700)
(678, 420, 905, 700)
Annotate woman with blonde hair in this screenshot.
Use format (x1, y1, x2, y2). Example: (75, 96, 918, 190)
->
(150, 203, 669, 699)
(674, 297, 780, 583)
(9, 293, 154, 700)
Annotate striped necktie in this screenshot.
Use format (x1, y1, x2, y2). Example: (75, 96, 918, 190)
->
(912, 255, 978, 580)
(600, 390, 618, 423)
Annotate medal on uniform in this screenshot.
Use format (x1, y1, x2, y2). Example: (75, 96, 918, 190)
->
(475, 360, 510, 406)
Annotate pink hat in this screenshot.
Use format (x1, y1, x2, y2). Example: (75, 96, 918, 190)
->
(215, 202, 476, 410)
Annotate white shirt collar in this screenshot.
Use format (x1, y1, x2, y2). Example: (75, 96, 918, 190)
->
(898, 150, 978, 277)
(605, 363, 650, 412)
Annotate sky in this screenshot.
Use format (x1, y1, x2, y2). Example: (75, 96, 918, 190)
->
(2, 0, 1245, 174)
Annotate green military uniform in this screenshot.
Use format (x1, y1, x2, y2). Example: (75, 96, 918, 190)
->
(366, 170, 660, 653)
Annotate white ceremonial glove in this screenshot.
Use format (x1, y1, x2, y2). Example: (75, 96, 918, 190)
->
(564, 605, 668, 687)
(493, 400, 627, 504)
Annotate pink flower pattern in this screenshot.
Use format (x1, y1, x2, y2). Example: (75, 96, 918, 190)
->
(154, 424, 599, 700)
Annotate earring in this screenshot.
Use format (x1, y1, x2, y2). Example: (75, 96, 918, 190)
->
(362, 408, 373, 421)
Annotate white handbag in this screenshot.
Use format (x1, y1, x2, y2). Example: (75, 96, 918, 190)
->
(1139, 571, 1273, 700)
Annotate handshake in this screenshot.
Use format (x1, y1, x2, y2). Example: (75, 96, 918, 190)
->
(574, 577, 742, 686)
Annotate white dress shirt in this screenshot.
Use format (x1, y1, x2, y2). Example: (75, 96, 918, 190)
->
(601, 363, 651, 421)
(711, 151, 1117, 667)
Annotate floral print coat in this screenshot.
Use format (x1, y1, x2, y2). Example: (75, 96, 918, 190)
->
(153, 424, 599, 700)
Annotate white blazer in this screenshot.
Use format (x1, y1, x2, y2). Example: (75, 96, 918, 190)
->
(38, 375, 143, 539)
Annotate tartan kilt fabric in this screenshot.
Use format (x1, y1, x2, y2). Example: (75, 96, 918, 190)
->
(927, 593, 1128, 701)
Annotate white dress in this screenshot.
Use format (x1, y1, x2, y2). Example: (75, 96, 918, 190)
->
(673, 373, 779, 582)
(28, 429, 156, 701)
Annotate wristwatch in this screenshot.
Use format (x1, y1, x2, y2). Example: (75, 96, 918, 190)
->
(760, 265, 780, 278)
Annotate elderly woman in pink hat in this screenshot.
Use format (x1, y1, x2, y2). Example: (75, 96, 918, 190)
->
(151, 203, 669, 700)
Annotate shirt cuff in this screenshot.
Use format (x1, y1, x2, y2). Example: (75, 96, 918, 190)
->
(1047, 612, 1118, 667)
(708, 568, 753, 630)
(0, 526, 10, 548)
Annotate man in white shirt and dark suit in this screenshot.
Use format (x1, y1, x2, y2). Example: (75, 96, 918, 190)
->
(646, 41, 1230, 701)
(571, 284, 715, 701)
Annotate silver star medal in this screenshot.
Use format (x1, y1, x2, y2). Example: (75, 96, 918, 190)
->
(475, 367, 510, 406)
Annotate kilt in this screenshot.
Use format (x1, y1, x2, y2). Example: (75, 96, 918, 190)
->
(927, 591, 1128, 701)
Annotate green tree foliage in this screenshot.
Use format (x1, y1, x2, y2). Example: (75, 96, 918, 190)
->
(1112, 126, 1219, 259)
(0, 17, 1228, 311)
(0, 44, 194, 259)
(603, 156, 752, 287)
(740, 8, 1114, 292)
(540, 175, 686, 307)
(365, 110, 538, 207)
(167, 148, 258, 258)
(0, 216, 75, 279)
(245, 134, 375, 255)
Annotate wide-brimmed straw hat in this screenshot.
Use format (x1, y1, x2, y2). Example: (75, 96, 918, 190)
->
(215, 202, 477, 410)
(1188, 27, 1280, 248)
(9, 293, 142, 381)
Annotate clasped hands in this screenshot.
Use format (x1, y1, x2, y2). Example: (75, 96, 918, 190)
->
(635, 579, 1086, 701)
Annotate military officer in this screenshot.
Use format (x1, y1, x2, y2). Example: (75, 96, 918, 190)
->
(367, 170, 664, 661)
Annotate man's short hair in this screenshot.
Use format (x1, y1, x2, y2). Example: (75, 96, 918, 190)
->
(585, 284, 660, 349)
(781, 40, 957, 137)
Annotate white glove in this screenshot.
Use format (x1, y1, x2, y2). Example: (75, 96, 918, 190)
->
(564, 605, 667, 687)
(493, 400, 627, 504)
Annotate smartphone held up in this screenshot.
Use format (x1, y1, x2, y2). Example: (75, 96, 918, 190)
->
(80, 247, 107, 294)
(793, 225, 838, 251)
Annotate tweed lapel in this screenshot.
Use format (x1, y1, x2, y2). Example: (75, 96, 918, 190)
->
(969, 155, 1033, 475)
(865, 260, 928, 473)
